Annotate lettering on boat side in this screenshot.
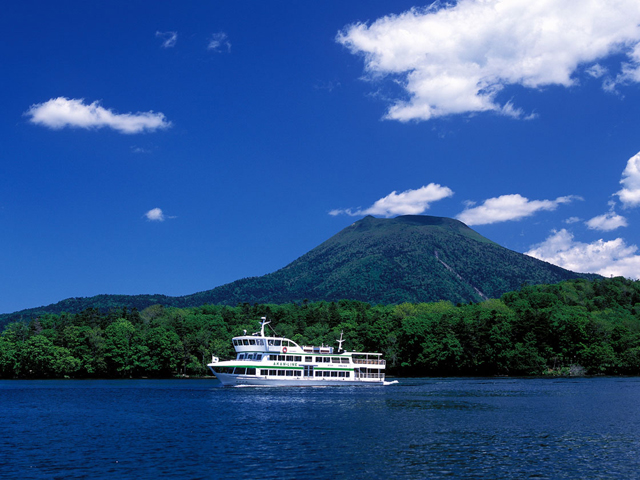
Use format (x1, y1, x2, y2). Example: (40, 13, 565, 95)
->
(273, 362, 298, 367)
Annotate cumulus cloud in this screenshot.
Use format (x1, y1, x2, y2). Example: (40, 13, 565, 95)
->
(585, 211, 628, 231)
(526, 229, 640, 278)
(337, 0, 640, 121)
(144, 208, 176, 222)
(208, 32, 231, 53)
(156, 31, 177, 48)
(456, 194, 578, 226)
(616, 151, 640, 208)
(330, 184, 453, 217)
(25, 97, 171, 134)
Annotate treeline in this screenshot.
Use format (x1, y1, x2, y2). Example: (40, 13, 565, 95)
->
(1, 277, 639, 379)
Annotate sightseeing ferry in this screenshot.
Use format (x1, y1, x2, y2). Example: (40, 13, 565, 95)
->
(208, 317, 386, 386)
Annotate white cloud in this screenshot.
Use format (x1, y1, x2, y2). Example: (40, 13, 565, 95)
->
(337, 0, 640, 121)
(330, 183, 453, 217)
(586, 64, 607, 78)
(156, 31, 177, 48)
(456, 194, 578, 226)
(616, 151, 640, 208)
(614, 42, 640, 86)
(585, 211, 627, 231)
(26, 97, 171, 134)
(131, 146, 151, 154)
(526, 229, 640, 278)
(145, 208, 166, 221)
(208, 32, 231, 53)
(564, 216, 581, 224)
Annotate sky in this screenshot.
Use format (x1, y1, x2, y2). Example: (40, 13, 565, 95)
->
(2, 0, 640, 314)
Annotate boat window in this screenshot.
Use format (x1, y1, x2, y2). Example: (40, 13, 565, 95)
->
(323, 358, 330, 363)
(339, 371, 345, 377)
(315, 357, 323, 363)
(305, 356, 312, 362)
(238, 354, 245, 360)
(273, 340, 281, 346)
(331, 371, 338, 377)
(249, 339, 256, 345)
(234, 368, 246, 375)
(257, 339, 264, 346)
(277, 370, 285, 376)
(315, 371, 322, 377)
(269, 370, 276, 376)
(232, 340, 238, 346)
(246, 368, 256, 375)
(256, 355, 262, 360)
(341, 358, 349, 364)
(268, 339, 274, 346)
(294, 371, 301, 377)
(278, 355, 285, 361)
(294, 356, 302, 362)
(270, 355, 277, 361)
(243, 339, 249, 346)
(331, 357, 340, 363)
(285, 370, 293, 376)
(323, 371, 330, 377)
(286, 356, 293, 362)
(345, 372, 350, 378)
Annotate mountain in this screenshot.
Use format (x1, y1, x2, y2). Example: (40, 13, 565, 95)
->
(0, 215, 598, 324)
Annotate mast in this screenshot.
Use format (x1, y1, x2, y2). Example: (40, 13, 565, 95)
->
(259, 316, 270, 337)
(336, 330, 345, 353)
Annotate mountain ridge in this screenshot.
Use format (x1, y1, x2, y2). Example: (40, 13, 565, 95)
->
(0, 215, 599, 325)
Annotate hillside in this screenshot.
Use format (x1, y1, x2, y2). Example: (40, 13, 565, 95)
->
(0, 215, 598, 325)
(183, 215, 597, 305)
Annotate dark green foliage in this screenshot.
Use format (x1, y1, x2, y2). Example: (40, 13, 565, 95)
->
(0, 215, 598, 329)
(1, 277, 639, 379)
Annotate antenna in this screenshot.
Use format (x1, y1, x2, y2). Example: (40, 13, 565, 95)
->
(336, 330, 345, 353)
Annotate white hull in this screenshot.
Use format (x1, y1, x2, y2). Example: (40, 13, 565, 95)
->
(213, 372, 384, 387)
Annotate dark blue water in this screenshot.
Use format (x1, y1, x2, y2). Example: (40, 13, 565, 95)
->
(1, 378, 639, 479)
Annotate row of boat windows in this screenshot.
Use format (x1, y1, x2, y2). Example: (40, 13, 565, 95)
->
(232, 338, 297, 347)
(217, 367, 351, 378)
(238, 354, 264, 360)
(269, 355, 349, 364)
(236, 353, 351, 364)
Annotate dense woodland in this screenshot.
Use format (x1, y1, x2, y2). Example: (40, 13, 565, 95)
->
(1, 277, 639, 379)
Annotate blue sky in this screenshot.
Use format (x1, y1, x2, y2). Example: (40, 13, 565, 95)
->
(2, 0, 640, 313)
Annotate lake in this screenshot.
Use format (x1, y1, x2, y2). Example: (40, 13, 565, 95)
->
(1, 377, 639, 479)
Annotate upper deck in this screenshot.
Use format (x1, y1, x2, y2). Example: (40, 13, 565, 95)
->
(231, 335, 310, 354)
(229, 317, 384, 365)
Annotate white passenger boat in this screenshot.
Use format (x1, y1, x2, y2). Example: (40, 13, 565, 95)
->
(208, 317, 386, 386)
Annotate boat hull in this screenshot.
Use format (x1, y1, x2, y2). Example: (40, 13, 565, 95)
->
(212, 371, 384, 387)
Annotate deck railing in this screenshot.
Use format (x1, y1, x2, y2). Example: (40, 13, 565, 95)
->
(354, 372, 385, 379)
(352, 359, 386, 365)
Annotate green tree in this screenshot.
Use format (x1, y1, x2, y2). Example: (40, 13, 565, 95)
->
(17, 335, 80, 378)
(103, 319, 143, 377)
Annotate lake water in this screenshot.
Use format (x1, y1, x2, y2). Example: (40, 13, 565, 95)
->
(1, 377, 639, 479)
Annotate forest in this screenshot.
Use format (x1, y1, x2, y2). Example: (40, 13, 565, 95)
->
(1, 277, 639, 379)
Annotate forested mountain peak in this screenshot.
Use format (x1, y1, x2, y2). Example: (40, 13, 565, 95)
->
(0, 214, 598, 325)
